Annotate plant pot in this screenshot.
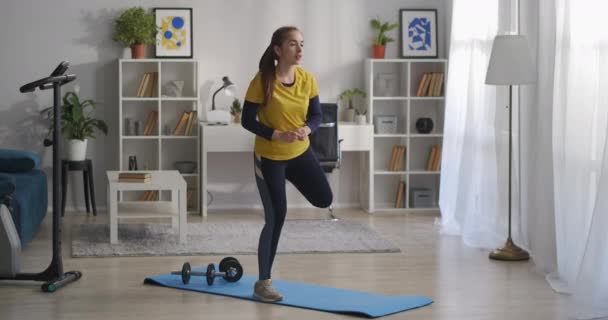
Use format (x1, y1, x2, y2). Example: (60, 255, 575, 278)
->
(131, 44, 146, 59)
(344, 109, 355, 122)
(66, 139, 87, 161)
(372, 45, 386, 59)
(355, 115, 367, 125)
(232, 113, 241, 124)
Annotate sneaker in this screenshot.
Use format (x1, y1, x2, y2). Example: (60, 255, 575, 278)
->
(253, 279, 283, 302)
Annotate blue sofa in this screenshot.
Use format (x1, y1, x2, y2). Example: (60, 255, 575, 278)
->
(0, 148, 48, 247)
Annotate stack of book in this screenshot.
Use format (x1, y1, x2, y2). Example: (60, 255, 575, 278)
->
(416, 72, 444, 97)
(136, 72, 158, 97)
(118, 172, 151, 183)
(388, 145, 406, 171)
(173, 111, 198, 136)
(426, 145, 442, 171)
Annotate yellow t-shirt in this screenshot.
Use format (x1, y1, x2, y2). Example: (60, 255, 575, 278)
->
(244, 67, 319, 160)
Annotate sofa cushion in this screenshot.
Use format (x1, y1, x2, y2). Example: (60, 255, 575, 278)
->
(0, 149, 41, 173)
(7, 170, 48, 246)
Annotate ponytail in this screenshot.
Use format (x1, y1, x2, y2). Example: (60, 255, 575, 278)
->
(258, 26, 299, 106)
(259, 45, 276, 106)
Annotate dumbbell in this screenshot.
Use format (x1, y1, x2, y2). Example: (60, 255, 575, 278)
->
(172, 257, 243, 285)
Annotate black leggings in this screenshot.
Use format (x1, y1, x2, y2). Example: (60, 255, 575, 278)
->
(253, 147, 333, 280)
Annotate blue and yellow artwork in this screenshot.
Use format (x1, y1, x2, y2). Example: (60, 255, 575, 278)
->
(160, 16, 187, 50)
(408, 17, 432, 51)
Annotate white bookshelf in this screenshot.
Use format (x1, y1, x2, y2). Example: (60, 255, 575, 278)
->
(364, 58, 447, 213)
(118, 59, 200, 214)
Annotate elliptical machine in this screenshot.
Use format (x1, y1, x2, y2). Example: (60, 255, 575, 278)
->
(0, 61, 82, 292)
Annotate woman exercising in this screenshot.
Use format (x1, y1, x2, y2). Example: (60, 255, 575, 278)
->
(241, 26, 333, 302)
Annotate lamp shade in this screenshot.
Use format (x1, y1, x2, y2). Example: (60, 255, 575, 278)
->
(485, 35, 535, 85)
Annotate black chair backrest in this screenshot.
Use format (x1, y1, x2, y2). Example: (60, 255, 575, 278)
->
(310, 103, 338, 164)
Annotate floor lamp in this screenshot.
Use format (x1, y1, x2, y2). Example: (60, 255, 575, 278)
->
(485, 35, 535, 261)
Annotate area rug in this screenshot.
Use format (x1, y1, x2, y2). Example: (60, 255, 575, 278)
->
(71, 220, 400, 257)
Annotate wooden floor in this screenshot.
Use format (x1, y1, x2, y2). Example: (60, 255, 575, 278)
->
(0, 208, 567, 320)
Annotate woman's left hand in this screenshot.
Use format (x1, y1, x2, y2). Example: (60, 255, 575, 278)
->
(293, 126, 311, 141)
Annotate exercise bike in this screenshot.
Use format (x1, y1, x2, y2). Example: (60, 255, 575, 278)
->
(0, 61, 82, 292)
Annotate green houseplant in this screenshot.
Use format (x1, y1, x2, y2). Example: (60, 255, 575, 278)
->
(230, 98, 242, 123)
(112, 7, 158, 59)
(41, 90, 108, 160)
(370, 17, 399, 59)
(339, 88, 366, 122)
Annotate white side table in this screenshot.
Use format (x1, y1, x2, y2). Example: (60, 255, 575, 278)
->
(106, 170, 187, 244)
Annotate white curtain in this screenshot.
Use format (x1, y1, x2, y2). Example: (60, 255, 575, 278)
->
(549, 0, 608, 318)
(439, 0, 509, 248)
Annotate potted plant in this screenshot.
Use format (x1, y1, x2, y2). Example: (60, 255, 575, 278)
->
(355, 109, 367, 125)
(112, 7, 158, 59)
(230, 98, 242, 123)
(339, 88, 366, 122)
(41, 90, 108, 161)
(370, 17, 399, 59)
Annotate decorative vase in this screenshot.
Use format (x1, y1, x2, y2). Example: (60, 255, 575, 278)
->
(372, 45, 386, 59)
(415, 118, 434, 134)
(66, 139, 87, 161)
(128, 155, 138, 170)
(131, 44, 145, 59)
(164, 80, 185, 97)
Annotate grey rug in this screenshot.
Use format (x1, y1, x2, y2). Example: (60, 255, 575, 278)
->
(71, 220, 400, 257)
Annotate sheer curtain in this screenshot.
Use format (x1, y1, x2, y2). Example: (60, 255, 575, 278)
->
(439, 0, 506, 248)
(550, 0, 608, 318)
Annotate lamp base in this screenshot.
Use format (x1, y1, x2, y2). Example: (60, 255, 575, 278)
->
(489, 237, 530, 261)
(206, 110, 231, 125)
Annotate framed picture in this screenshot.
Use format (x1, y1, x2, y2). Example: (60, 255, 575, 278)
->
(154, 8, 193, 58)
(400, 9, 438, 58)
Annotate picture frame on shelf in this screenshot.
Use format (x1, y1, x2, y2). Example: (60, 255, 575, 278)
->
(376, 73, 397, 96)
(399, 9, 438, 58)
(154, 8, 193, 58)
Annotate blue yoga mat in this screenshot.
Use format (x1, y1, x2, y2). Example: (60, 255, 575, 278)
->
(144, 266, 433, 318)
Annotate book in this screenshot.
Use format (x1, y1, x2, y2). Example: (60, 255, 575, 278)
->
(119, 172, 150, 178)
(396, 146, 405, 171)
(416, 73, 429, 97)
(431, 146, 442, 171)
(173, 111, 190, 135)
(186, 111, 197, 136)
(426, 146, 437, 171)
(183, 111, 194, 136)
(136, 73, 149, 97)
(395, 181, 405, 208)
(118, 177, 151, 183)
(143, 111, 158, 136)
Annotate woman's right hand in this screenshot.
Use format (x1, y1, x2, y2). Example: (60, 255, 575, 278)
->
(272, 130, 298, 143)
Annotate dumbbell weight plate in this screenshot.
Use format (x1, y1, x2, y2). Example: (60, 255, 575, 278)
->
(206, 263, 216, 286)
(222, 260, 243, 282)
(219, 256, 239, 273)
(182, 262, 191, 285)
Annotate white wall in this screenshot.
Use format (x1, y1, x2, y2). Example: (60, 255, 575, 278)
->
(0, 0, 449, 212)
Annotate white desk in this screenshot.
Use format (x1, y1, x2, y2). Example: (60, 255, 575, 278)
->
(200, 122, 372, 216)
